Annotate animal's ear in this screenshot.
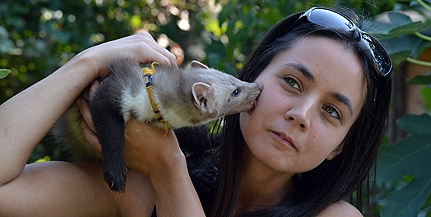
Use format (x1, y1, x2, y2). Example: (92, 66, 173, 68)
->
(191, 60, 209, 69)
(192, 82, 211, 110)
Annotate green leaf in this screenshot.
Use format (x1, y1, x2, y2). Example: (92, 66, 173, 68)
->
(379, 171, 431, 217)
(406, 75, 431, 85)
(204, 39, 226, 69)
(0, 69, 11, 79)
(388, 12, 412, 26)
(422, 87, 431, 112)
(377, 114, 431, 217)
(389, 20, 431, 37)
(376, 12, 431, 38)
(390, 50, 413, 64)
(421, 192, 431, 215)
(385, 34, 424, 57)
(397, 114, 431, 136)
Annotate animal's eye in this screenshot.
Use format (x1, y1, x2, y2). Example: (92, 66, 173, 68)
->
(232, 89, 241, 96)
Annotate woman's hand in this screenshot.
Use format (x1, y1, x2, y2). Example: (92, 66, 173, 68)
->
(123, 120, 185, 177)
(77, 32, 177, 79)
(123, 120, 205, 217)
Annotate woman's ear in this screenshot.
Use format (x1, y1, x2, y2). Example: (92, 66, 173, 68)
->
(326, 143, 344, 160)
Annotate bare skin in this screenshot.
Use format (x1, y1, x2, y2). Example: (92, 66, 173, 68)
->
(0, 33, 363, 216)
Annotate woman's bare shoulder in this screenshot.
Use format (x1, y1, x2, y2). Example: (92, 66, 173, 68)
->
(316, 200, 363, 217)
(0, 161, 154, 217)
(0, 161, 114, 216)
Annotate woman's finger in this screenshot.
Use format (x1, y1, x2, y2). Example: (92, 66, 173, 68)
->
(88, 80, 101, 96)
(76, 98, 96, 133)
(81, 121, 102, 152)
(134, 32, 177, 67)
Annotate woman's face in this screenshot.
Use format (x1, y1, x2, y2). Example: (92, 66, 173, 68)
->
(240, 36, 366, 175)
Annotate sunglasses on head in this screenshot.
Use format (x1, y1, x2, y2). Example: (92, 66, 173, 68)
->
(295, 7, 392, 77)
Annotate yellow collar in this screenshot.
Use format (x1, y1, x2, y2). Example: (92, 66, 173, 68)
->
(142, 62, 170, 132)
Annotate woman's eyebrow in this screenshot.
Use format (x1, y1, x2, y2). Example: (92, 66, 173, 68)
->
(283, 63, 353, 117)
(283, 63, 315, 82)
(332, 92, 353, 117)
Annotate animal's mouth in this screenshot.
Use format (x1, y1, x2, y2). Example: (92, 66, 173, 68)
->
(247, 83, 262, 115)
(247, 100, 257, 115)
(247, 83, 263, 115)
(247, 84, 263, 115)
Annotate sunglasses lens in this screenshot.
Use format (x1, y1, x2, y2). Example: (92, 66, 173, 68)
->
(304, 8, 392, 77)
(306, 8, 354, 32)
(362, 33, 392, 76)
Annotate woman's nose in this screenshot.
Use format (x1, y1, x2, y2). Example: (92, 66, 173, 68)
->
(284, 101, 312, 131)
(287, 116, 307, 130)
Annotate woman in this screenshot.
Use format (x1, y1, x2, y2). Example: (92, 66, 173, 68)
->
(211, 7, 392, 216)
(0, 7, 392, 217)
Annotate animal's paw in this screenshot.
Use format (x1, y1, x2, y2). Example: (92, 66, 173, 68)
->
(103, 167, 127, 192)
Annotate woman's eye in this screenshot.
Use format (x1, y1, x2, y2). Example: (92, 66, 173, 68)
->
(323, 106, 340, 120)
(285, 77, 300, 90)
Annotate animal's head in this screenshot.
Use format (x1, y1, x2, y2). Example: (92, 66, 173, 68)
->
(190, 61, 261, 118)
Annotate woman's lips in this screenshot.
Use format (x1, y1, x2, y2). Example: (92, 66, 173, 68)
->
(271, 131, 297, 151)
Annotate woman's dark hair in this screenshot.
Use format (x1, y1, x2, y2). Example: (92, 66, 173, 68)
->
(209, 8, 392, 217)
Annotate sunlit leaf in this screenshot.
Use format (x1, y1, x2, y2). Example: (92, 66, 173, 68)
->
(422, 87, 431, 112)
(34, 156, 51, 163)
(130, 15, 142, 29)
(0, 69, 11, 79)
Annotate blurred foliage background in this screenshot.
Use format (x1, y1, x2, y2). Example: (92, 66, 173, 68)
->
(0, 0, 430, 216)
